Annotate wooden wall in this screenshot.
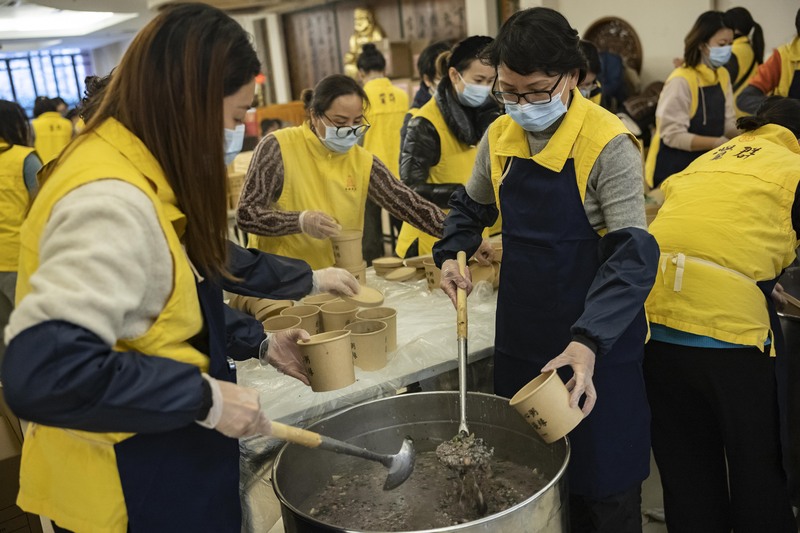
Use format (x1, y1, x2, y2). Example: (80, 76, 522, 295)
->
(282, 0, 467, 99)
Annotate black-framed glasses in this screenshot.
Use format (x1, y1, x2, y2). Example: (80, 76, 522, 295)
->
(493, 73, 565, 105)
(323, 114, 371, 138)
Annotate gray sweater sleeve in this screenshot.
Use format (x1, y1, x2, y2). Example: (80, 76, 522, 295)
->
(464, 132, 496, 205)
(584, 134, 647, 232)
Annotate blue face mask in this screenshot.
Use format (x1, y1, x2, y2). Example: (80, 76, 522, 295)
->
(708, 45, 732, 68)
(321, 125, 360, 153)
(504, 85, 568, 132)
(456, 73, 492, 107)
(223, 124, 245, 166)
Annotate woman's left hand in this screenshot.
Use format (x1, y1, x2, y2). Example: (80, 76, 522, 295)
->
(311, 267, 360, 296)
(772, 283, 787, 312)
(264, 329, 312, 385)
(541, 341, 597, 416)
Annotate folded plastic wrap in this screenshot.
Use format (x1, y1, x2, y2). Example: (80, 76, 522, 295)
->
(239, 269, 498, 531)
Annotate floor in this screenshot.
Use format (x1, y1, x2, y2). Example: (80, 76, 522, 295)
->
(641, 452, 668, 532)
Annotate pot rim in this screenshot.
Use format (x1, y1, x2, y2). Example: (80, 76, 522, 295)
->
(272, 391, 571, 533)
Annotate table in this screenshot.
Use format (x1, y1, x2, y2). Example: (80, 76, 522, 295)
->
(237, 268, 499, 532)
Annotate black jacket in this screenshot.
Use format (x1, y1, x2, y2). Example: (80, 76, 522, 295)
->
(400, 80, 500, 208)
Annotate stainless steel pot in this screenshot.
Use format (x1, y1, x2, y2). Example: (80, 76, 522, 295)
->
(273, 391, 570, 532)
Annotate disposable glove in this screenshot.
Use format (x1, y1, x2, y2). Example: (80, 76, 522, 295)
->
(471, 239, 495, 266)
(260, 329, 312, 385)
(197, 375, 269, 438)
(312, 267, 360, 296)
(541, 341, 597, 416)
(299, 210, 341, 239)
(439, 258, 472, 308)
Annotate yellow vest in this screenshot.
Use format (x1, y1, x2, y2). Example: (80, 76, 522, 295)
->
(15, 118, 206, 533)
(0, 142, 34, 271)
(777, 37, 800, 97)
(31, 111, 73, 164)
(395, 97, 501, 256)
(247, 123, 372, 269)
(731, 36, 759, 117)
(646, 124, 800, 352)
(363, 77, 408, 177)
(488, 88, 637, 222)
(645, 64, 731, 187)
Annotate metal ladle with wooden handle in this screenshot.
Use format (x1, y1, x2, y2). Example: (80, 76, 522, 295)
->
(270, 421, 415, 490)
(456, 250, 469, 436)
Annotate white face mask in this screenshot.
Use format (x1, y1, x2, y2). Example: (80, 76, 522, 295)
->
(321, 125, 360, 153)
(579, 87, 592, 98)
(223, 124, 245, 166)
(708, 44, 732, 68)
(505, 84, 568, 132)
(456, 72, 492, 107)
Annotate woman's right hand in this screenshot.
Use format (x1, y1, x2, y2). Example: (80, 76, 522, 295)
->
(202, 376, 271, 438)
(439, 258, 473, 308)
(299, 210, 341, 239)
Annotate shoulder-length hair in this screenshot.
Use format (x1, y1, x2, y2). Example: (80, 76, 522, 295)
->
(684, 11, 729, 68)
(42, 3, 260, 279)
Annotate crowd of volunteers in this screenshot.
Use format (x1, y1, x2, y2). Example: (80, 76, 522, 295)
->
(1, 2, 799, 532)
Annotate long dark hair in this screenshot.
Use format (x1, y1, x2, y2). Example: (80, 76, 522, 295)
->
(737, 96, 800, 137)
(723, 7, 764, 64)
(684, 11, 729, 68)
(41, 3, 260, 279)
(0, 100, 33, 147)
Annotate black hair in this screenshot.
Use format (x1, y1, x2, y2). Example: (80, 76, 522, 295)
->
(737, 96, 800, 137)
(684, 11, 730, 68)
(260, 118, 281, 135)
(481, 8, 585, 80)
(417, 40, 451, 83)
(79, 73, 112, 123)
(435, 35, 493, 95)
(0, 100, 33, 147)
(579, 40, 601, 75)
(356, 43, 386, 73)
(797, 7, 800, 36)
(32, 96, 57, 118)
(65, 108, 80, 121)
(301, 74, 369, 118)
(52, 96, 67, 108)
(723, 7, 764, 64)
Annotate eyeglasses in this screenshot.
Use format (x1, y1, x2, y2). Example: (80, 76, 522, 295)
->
(493, 73, 565, 105)
(322, 114, 371, 138)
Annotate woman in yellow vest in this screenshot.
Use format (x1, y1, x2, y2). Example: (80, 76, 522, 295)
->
(644, 96, 800, 532)
(0, 100, 41, 368)
(722, 7, 764, 117)
(357, 43, 410, 263)
(738, 8, 800, 114)
(433, 8, 659, 529)
(645, 11, 739, 189)
(0, 5, 360, 532)
(397, 36, 501, 258)
(237, 74, 445, 270)
(31, 96, 73, 164)
(578, 40, 604, 106)
(400, 40, 452, 146)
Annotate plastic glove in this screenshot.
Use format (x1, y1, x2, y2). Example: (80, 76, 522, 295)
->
(299, 210, 341, 239)
(198, 375, 267, 438)
(772, 283, 787, 312)
(261, 329, 312, 386)
(471, 239, 494, 266)
(312, 267, 360, 297)
(541, 341, 597, 416)
(439, 258, 473, 308)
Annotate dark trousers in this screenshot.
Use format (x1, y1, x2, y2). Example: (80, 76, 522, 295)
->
(644, 341, 795, 533)
(570, 486, 642, 533)
(362, 198, 384, 265)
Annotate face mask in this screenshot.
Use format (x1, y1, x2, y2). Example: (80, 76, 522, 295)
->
(708, 45, 732, 68)
(456, 73, 491, 107)
(321, 125, 360, 153)
(579, 87, 592, 98)
(504, 85, 568, 132)
(223, 124, 245, 166)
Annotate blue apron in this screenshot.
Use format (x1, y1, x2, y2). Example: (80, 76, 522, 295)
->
(652, 82, 726, 187)
(493, 156, 650, 499)
(789, 69, 800, 99)
(114, 274, 241, 532)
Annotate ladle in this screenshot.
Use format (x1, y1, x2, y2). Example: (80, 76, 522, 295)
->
(456, 250, 470, 436)
(270, 422, 415, 490)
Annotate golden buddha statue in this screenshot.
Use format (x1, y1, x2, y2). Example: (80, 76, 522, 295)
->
(343, 7, 386, 78)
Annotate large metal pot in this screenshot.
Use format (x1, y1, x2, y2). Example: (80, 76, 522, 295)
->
(273, 391, 570, 532)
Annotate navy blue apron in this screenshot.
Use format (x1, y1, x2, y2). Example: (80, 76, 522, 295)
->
(114, 274, 241, 532)
(652, 82, 726, 187)
(493, 156, 650, 499)
(788, 68, 800, 100)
